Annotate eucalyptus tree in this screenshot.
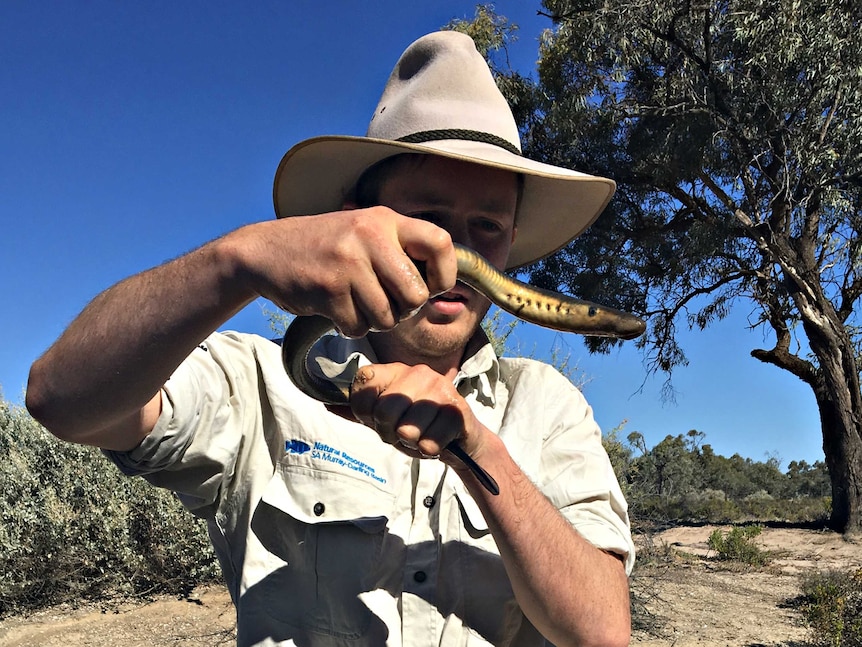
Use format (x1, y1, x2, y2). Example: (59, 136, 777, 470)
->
(455, 1, 862, 532)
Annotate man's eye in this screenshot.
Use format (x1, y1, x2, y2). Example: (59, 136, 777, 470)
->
(475, 220, 502, 232)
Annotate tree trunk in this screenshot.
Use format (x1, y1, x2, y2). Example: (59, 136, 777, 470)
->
(807, 334, 862, 534)
(753, 273, 862, 534)
(793, 280, 862, 533)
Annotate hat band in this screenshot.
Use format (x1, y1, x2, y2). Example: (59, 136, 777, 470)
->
(396, 129, 521, 156)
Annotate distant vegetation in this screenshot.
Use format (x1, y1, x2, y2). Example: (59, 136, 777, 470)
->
(603, 426, 831, 526)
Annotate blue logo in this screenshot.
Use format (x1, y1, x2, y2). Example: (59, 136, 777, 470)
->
(284, 439, 311, 454)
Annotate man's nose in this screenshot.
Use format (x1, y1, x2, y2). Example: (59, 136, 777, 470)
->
(444, 221, 470, 249)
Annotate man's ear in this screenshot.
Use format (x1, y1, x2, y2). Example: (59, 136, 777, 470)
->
(511, 225, 518, 244)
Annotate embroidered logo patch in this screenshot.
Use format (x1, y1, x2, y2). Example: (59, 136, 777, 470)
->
(284, 439, 311, 455)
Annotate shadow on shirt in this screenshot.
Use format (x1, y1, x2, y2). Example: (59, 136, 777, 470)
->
(236, 500, 540, 646)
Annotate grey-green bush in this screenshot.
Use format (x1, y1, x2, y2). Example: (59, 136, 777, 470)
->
(0, 398, 220, 617)
(798, 569, 862, 647)
(707, 525, 770, 567)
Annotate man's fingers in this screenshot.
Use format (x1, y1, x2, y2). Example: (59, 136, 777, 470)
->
(397, 218, 458, 297)
(415, 402, 464, 457)
(365, 256, 429, 329)
(396, 400, 442, 454)
(329, 209, 458, 333)
(350, 364, 465, 457)
(350, 365, 402, 442)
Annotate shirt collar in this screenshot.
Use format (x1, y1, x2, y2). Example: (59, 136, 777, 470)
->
(454, 329, 500, 406)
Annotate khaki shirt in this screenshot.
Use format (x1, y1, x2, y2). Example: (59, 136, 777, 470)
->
(107, 331, 634, 647)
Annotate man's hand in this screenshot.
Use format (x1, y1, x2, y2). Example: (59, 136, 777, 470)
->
(230, 207, 458, 338)
(348, 362, 490, 464)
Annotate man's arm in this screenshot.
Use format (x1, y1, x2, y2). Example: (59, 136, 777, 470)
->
(26, 210, 456, 450)
(27, 238, 254, 450)
(350, 362, 631, 647)
(454, 434, 631, 647)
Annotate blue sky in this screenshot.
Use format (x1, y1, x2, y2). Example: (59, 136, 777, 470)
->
(1, 1, 824, 466)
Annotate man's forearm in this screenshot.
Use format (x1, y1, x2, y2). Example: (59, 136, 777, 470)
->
(26, 235, 255, 443)
(454, 436, 631, 647)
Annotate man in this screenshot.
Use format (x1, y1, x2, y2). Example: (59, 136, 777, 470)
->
(27, 31, 634, 647)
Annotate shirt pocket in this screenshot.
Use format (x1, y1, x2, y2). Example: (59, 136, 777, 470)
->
(249, 462, 395, 641)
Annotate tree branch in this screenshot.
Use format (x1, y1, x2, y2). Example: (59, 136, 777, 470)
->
(750, 340, 817, 387)
(649, 271, 749, 327)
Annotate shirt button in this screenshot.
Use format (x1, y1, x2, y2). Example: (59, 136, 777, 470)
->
(313, 502, 325, 516)
(423, 495, 435, 508)
(413, 571, 427, 583)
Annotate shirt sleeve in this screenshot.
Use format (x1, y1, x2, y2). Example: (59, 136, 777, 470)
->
(103, 332, 267, 518)
(544, 367, 635, 574)
(500, 359, 636, 574)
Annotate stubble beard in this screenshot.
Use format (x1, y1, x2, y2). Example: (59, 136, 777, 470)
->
(370, 299, 491, 370)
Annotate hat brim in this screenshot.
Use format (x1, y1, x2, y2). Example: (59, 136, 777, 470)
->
(273, 135, 615, 270)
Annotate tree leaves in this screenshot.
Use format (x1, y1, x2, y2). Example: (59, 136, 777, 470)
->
(453, 1, 862, 530)
(494, 0, 862, 383)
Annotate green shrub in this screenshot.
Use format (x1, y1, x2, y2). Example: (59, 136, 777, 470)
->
(706, 525, 770, 566)
(737, 496, 832, 523)
(0, 399, 220, 617)
(798, 569, 862, 647)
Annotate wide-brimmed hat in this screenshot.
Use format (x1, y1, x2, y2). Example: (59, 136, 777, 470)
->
(273, 30, 615, 270)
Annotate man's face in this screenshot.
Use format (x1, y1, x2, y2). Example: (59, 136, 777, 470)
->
(370, 155, 519, 369)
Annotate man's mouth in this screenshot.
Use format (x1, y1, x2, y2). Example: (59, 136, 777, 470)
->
(432, 292, 467, 303)
(426, 288, 472, 316)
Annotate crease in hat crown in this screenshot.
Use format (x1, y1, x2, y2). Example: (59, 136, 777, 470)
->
(366, 31, 522, 152)
(272, 30, 616, 270)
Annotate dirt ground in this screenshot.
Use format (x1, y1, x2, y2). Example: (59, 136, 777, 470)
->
(1, 524, 859, 647)
(630, 524, 861, 647)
